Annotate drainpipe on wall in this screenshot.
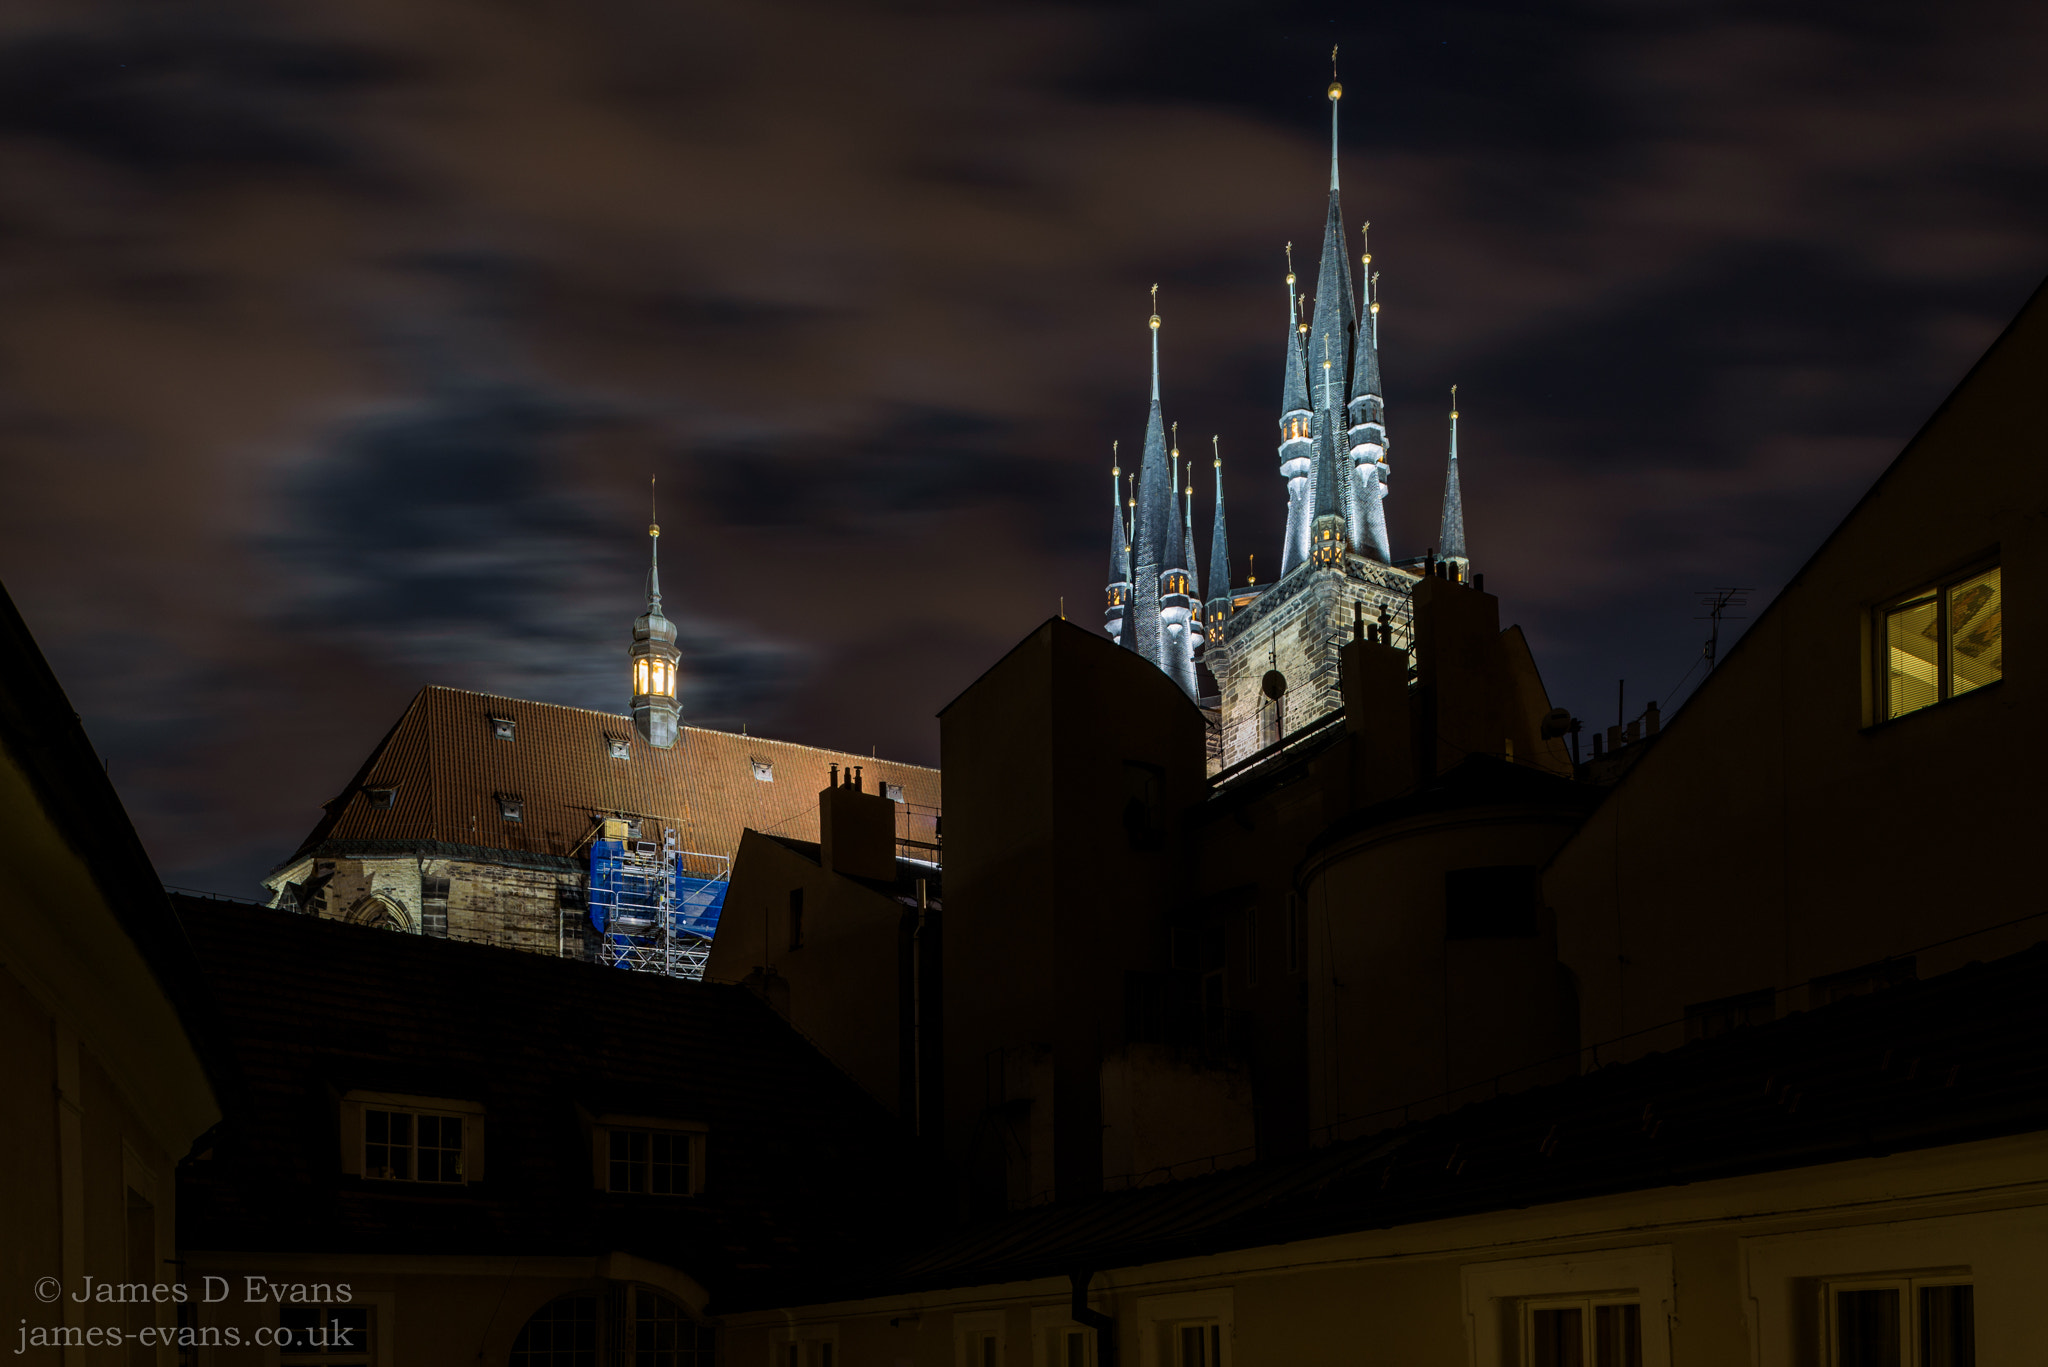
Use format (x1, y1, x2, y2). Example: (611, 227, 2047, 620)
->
(1070, 1270, 1116, 1367)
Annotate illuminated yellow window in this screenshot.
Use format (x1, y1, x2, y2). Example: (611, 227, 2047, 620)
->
(633, 658, 651, 696)
(1880, 565, 2001, 721)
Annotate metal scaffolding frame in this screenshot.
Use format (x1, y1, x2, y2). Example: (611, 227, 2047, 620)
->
(587, 823, 727, 982)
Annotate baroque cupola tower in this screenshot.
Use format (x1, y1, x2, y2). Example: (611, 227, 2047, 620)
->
(629, 482, 682, 748)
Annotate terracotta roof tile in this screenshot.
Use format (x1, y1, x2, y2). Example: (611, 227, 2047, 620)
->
(284, 686, 939, 874)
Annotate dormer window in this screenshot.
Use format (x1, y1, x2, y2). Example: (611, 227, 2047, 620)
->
(365, 786, 396, 810)
(498, 794, 524, 822)
(751, 759, 774, 782)
(607, 737, 631, 760)
(884, 783, 904, 802)
(491, 717, 516, 742)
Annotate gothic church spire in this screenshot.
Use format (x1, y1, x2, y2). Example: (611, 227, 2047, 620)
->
(1440, 386, 1468, 571)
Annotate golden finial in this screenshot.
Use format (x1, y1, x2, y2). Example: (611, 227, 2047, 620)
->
(1285, 241, 1295, 286)
(648, 474, 660, 538)
(1213, 433, 1221, 469)
(1369, 270, 1381, 315)
(1450, 383, 1459, 420)
(1249, 552, 1256, 585)
(1112, 438, 1119, 477)
(1361, 221, 1371, 268)
(1171, 420, 1178, 457)
(1149, 283, 1160, 330)
(1329, 45, 1341, 99)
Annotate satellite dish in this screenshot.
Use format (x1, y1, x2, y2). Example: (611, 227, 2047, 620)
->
(1539, 708, 1574, 740)
(1261, 669, 1288, 701)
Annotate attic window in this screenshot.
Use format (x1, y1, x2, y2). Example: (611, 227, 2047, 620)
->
(490, 717, 516, 742)
(751, 759, 774, 782)
(607, 736, 631, 760)
(365, 787, 396, 810)
(883, 783, 904, 802)
(498, 794, 524, 822)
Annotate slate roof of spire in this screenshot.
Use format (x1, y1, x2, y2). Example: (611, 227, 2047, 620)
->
(1108, 469, 1130, 587)
(1281, 278, 1311, 417)
(1206, 455, 1229, 602)
(1350, 271, 1382, 402)
(1182, 479, 1202, 602)
(1440, 410, 1467, 560)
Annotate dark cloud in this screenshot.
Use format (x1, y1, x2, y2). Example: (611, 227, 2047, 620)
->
(2, 0, 2046, 895)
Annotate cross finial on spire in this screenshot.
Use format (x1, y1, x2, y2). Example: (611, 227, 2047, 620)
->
(1213, 433, 1221, 469)
(1112, 438, 1119, 476)
(1285, 241, 1295, 285)
(1361, 221, 1371, 269)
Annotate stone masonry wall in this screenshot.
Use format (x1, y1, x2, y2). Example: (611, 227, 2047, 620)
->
(1211, 557, 1416, 773)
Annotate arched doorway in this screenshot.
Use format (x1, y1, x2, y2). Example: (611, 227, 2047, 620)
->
(508, 1286, 713, 1367)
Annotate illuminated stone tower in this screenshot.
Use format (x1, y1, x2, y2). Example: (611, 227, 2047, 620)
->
(1200, 76, 1425, 771)
(629, 498, 681, 749)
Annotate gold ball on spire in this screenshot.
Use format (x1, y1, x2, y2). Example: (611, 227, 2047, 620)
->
(1369, 300, 1380, 315)
(648, 523, 661, 538)
(1285, 272, 1296, 286)
(1149, 314, 1161, 330)
(1328, 81, 1343, 100)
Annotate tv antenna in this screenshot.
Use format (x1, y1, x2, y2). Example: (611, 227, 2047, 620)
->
(1696, 588, 1753, 672)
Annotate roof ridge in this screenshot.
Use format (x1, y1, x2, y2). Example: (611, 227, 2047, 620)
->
(414, 683, 938, 772)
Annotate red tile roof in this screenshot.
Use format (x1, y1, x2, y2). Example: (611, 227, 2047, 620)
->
(281, 686, 939, 873)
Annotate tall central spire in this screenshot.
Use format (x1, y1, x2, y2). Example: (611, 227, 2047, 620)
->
(1305, 73, 1358, 552)
(1128, 286, 1176, 675)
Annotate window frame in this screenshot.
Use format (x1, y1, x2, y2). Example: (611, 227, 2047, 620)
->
(589, 1115, 708, 1197)
(1460, 1245, 1672, 1367)
(1518, 1293, 1644, 1366)
(1872, 560, 2001, 724)
(337, 1091, 485, 1185)
(1824, 1273, 1974, 1367)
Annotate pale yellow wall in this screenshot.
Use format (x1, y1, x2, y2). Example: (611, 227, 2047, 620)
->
(721, 1131, 2048, 1367)
(0, 735, 218, 1362)
(1545, 283, 2048, 1060)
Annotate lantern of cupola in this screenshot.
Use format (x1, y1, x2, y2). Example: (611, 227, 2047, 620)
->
(630, 514, 682, 749)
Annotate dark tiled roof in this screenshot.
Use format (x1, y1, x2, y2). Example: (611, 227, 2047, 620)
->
(281, 686, 939, 875)
(171, 896, 934, 1305)
(776, 942, 2048, 1306)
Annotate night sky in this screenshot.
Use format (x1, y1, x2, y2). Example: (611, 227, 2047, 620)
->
(3, 0, 2045, 897)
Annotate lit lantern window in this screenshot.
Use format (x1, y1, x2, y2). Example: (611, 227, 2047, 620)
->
(634, 658, 651, 696)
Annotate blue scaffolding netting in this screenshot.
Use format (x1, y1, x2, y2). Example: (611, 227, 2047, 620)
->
(587, 833, 726, 978)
